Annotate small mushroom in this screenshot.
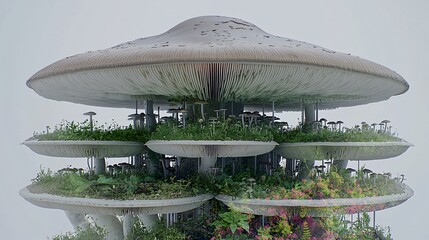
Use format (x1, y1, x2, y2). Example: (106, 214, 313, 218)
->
(246, 177, 256, 187)
(139, 113, 146, 128)
(362, 168, 373, 177)
(167, 108, 180, 122)
(346, 168, 357, 175)
(383, 172, 392, 178)
(228, 115, 237, 121)
(208, 117, 218, 124)
(239, 112, 249, 128)
(214, 109, 222, 119)
(400, 174, 406, 183)
(327, 121, 336, 131)
(128, 113, 140, 128)
(361, 121, 369, 131)
(315, 165, 326, 175)
(219, 109, 227, 120)
(161, 116, 175, 124)
(83, 111, 96, 131)
(319, 118, 327, 127)
(194, 100, 208, 121)
(378, 123, 384, 132)
(208, 117, 218, 132)
(381, 120, 390, 132)
(312, 120, 322, 131)
(178, 109, 188, 127)
(248, 111, 261, 128)
(276, 121, 289, 131)
(118, 162, 133, 173)
(107, 165, 114, 176)
(336, 120, 344, 132)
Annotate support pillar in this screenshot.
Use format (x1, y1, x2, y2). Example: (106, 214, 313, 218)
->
(333, 160, 348, 170)
(88, 214, 124, 240)
(304, 104, 316, 124)
(285, 158, 294, 177)
(297, 160, 314, 180)
(298, 103, 316, 179)
(94, 157, 106, 175)
(199, 156, 218, 173)
(145, 100, 156, 131)
(138, 214, 159, 230)
(316, 100, 319, 121)
(64, 211, 90, 229)
(123, 213, 136, 238)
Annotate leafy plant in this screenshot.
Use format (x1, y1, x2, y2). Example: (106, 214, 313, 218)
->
(32, 120, 149, 142)
(174, 214, 216, 239)
(51, 225, 106, 240)
(212, 212, 392, 240)
(301, 221, 311, 240)
(125, 220, 187, 240)
(217, 168, 402, 200)
(152, 120, 273, 142)
(274, 126, 401, 143)
(212, 210, 253, 235)
(31, 169, 207, 200)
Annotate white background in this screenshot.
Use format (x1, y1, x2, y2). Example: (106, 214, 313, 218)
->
(0, 0, 427, 239)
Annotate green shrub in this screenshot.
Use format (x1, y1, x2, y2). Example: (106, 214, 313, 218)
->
(151, 120, 273, 142)
(51, 225, 106, 240)
(126, 220, 187, 240)
(33, 120, 149, 142)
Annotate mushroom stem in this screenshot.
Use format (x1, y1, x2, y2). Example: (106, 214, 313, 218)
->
(94, 157, 106, 175)
(200, 104, 205, 121)
(272, 101, 275, 128)
(220, 109, 227, 121)
(83, 112, 96, 131)
(89, 115, 93, 131)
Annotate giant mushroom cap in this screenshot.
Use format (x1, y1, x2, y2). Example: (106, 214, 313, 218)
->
(27, 16, 409, 110)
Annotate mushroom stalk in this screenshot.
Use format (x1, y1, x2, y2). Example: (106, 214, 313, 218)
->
(89, 115, 93, 130)
(94, 157, 106, 175)
(83, 112, 96, 131)
(304, 104, 316, 124)
(200, 104, 205, 121)
(272, 101, 275, 128)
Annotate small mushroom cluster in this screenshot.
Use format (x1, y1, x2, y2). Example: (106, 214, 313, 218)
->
(128, 113, 146, 129)
(58, 167, 84, 175)
(312, 119, 395, 135)
(107, 162, 135, 176)
(358, 120, 393, 135)
(239, 111, 261, 128)
(313, 160, 332, 175)
(315, 118, 345, 132)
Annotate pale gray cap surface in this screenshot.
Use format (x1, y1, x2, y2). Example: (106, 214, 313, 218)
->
(27, 16, 409, 110)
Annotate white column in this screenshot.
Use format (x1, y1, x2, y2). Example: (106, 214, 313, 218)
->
(138, 214, 159, 230)
(298, 104, 316, 179)
(122, 213, 135, 239)
(304, 104, 316, 124)
(333, 160, 348, 169)
(199, 156, 217, 173)
(145, 100, 156, 130)
(94, 157, 106, 175)
(88, 214, 124, 240)
(64, 211, 90, 229)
